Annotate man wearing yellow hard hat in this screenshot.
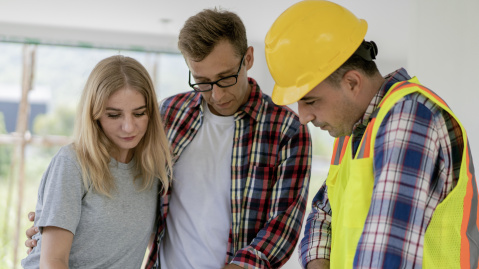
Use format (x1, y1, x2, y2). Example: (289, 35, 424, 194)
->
(265, 0, 478, 268)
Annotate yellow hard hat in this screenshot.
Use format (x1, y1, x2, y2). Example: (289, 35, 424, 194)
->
(265, 0, 368, 105)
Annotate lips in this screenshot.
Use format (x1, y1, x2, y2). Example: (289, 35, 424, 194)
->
(121, 136, 136, 141)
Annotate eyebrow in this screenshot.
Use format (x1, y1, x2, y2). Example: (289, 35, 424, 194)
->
(105, 105, 147, 111)
(192, 67, 237, 80)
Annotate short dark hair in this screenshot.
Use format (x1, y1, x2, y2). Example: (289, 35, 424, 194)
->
(326, 42, 380, 86)
(178, 8, 248, 61)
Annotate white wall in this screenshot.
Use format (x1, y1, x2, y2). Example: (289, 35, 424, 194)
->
(250, 0, 479, 183)
(408, 0, 479, 175)
(248, 40, 275, 96)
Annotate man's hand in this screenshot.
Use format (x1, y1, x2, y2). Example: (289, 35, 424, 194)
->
(223, 264, 242, 269)
(306, 258, 330, 269)
(25, 212, 39, 254)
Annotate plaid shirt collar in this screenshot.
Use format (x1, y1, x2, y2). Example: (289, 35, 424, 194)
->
(235, 77, 264, 121)
(353, 68, 412, 132)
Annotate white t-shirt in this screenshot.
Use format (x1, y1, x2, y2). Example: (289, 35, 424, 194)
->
(160, 101, 234, 268)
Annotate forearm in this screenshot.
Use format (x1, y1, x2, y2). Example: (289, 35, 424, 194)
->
(299, 183, 332, 268)
(300, 210, 331, 264)
(229, 122, 311, 268)
(230, 178, 310, 268)
(230, 206, 306, 268)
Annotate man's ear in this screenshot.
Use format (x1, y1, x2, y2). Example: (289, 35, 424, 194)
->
(245, 46, 254, 71)
(342, 70, 362, 97)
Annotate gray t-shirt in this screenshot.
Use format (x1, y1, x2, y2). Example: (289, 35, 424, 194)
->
(22, 144, 158, 269)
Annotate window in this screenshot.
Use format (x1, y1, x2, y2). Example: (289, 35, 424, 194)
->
(0, 41, 334, 268)
(0, 42, 189, 268)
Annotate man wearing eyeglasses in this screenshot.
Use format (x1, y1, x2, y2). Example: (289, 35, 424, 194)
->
(145, 8, 311, 269)
(24, 8, 311, 269)
(147, 8, 311, 269)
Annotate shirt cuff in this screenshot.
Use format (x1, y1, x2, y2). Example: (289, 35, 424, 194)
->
(230, 246, 270, 269)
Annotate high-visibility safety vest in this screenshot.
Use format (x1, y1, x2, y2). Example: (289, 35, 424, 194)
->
(326, 77, 479, 268)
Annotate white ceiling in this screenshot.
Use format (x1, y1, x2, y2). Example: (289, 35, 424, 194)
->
(0, 0, 410, 62)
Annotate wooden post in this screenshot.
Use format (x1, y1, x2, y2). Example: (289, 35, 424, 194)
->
(12, 44, 36, 269)
(2, 146, 16, 241)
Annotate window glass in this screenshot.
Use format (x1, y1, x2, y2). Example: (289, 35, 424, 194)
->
(0, 41, 333, 268)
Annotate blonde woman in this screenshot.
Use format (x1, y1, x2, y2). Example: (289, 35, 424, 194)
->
(22, 55, 172, 269)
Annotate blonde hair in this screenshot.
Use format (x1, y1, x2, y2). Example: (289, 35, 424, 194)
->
(73, 55, 172, 197)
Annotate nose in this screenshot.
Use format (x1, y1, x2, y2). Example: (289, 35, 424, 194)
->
(121, 115, 135, 133)
(298, 103, 315, 125)
(211, 84, 226, 102)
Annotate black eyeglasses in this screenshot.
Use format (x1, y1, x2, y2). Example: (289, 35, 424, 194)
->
(188, 55, 245, 92)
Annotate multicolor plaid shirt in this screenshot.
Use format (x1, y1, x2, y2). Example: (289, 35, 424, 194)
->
(300, 69, 464, 268)
(146, 78, 312, 268)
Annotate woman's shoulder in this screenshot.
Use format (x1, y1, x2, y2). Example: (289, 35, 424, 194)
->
(50, 143, 80, 168)
(55, 143, 75, 156)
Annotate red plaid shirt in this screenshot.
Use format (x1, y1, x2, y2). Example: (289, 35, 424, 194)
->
(146, 78, 312, 268)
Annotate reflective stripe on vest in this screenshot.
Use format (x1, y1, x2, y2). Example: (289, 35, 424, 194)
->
(326, 77, 479, 268)
(331, 136, 350, 165)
